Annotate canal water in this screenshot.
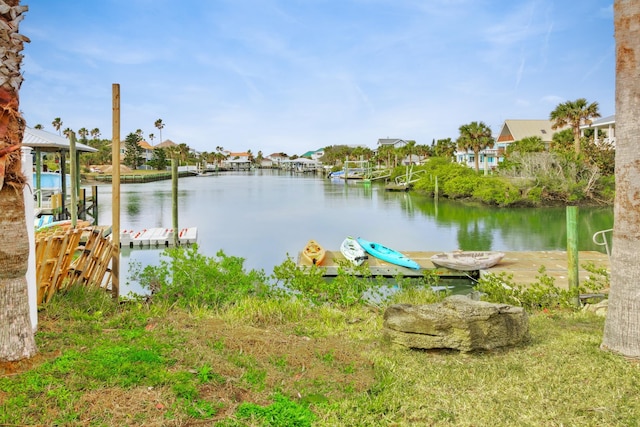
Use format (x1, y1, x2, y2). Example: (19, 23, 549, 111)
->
(91, 170, 613, 295)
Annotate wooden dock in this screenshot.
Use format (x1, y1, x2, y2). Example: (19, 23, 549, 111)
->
(120, 227, 198, 248)
(297, 250, 610, 289)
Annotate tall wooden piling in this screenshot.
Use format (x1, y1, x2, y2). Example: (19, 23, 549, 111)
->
(111, 84, 121, 298)
(69, 131, 78, 227)
(566, 206, 579, 306)
(172, 158, 179, 246)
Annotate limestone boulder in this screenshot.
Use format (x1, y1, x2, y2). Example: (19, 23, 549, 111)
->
(383, 295, 529, 352)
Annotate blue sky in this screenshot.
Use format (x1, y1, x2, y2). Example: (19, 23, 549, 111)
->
(20, 0, 614, 156)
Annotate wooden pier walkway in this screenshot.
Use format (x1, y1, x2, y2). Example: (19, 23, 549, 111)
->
(298, 250, 610, 289)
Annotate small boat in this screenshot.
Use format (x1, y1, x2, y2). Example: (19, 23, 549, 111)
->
(340, 236, 368, 266)
(356, 237, 421, 270)
(302, 239, 326, 265)
(430, 251, 505, 271)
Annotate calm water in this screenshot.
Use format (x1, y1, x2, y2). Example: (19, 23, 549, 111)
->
(92, 170, 613, 295)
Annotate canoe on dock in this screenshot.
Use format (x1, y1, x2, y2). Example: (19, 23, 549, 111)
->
(302, 239, 327, 265)
(430, 251, 505, 271)
(296, 249, 610, 288)
(356, 237, 421, 270)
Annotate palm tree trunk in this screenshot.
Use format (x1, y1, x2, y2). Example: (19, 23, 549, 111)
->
(602, 0, 640, 357)
(0, 0, 36, 361)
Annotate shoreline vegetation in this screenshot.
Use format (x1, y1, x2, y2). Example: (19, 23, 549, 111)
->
(81, 154, 615, 208)
(2, 248, 632, 426)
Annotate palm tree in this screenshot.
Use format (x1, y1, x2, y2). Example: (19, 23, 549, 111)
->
(602, 0, 640, 358)
(78, 127, 89, 141)
(52, 117, 63, 135)
(148, 133, 155, 146)
(63, 127, 73, 138)
(402, 140, 417, 165)
(0, 0, 37, 362)
(34, 123, 43, 130)
(90, 128, 101, 140)
(549, 98, 600, 156)
(154, 119, 164, 144)
(457, 121, 494, 173)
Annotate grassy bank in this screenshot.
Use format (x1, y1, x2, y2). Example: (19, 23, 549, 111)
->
(1, 288, 638, 426)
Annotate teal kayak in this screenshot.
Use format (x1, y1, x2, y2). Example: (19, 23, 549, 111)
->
(356, 237, 421, 270)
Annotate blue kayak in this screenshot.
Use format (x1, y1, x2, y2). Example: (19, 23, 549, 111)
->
(356, 237, 421, 270)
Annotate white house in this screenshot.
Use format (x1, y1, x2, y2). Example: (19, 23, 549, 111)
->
(580, 115, 616, 147)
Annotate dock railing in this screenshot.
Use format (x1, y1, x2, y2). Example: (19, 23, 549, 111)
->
(592, 228, 613, 260)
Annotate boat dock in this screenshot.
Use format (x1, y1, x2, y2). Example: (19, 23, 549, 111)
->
(297, 250, 610, 288)
(120, 227, 198, 248)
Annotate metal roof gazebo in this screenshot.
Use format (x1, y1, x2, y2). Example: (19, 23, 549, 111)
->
(22, 126, 98, 211)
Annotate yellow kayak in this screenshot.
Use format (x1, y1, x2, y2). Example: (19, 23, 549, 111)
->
(302, 239, 326, 265)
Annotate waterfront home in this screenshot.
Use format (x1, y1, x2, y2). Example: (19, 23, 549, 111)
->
(223, 152, 252, 170)
(580, 115, 616, 147)
(266, 152, 289, 167)
(456, 119, 558, 172)
(377, 138, 408, 149)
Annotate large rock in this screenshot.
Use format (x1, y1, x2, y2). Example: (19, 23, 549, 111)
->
(383, 295, 529, 352)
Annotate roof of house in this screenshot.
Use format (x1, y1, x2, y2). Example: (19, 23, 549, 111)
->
(581, 114, 615, 129)
(377, 138, 407, 146)
(267, 153, 289, 158)
(496, 120, 559, 143)
(138, 140, 154, 150)
(22, 126, 98, 153)
(282, 157, 318, 164)
(155, 139, 178, 148)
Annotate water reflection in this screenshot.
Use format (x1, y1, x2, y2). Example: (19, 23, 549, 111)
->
(91, 170, 613, 295)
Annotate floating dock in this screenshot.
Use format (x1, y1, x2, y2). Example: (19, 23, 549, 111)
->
(297, 250, 610, 288)
(120, 227, 198, 248)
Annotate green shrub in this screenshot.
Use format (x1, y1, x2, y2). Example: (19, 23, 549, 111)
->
(476, 264, 607, 311)
(442, 175, 481, 198)
(471, 177, 521, 206)
(134, 245, 271, 309)
(271, 257, 389, 307)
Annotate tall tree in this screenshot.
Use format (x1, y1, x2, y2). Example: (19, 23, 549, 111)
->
(602, 0, 640, 358)
(123, 132, 144, 169)
(148, 132, 155, 146)
(549, 98, 600, 156)
(147, 146, 168, 170)
(90, 127, 100, 140)
(77, 127, 88, 141)
(432, 138, 456, 158)
(33, 123, 43, 130)
(0, 0, 36, 362)
(456, 121, 494, 173)
(176, 143, 190, 165)
(154, 118, 164, 144)
(51, 117, 62, 135)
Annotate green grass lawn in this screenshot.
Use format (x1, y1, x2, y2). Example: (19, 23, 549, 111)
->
(1, 284, 638, 427)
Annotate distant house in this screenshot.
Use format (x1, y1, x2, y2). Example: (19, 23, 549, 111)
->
(281, 157, 320, 172)
(580, 115, 616, 147)
(138, 140, 154, 168)
(301, 148, 325, 161)
(377, 138, 408, 149)
(266, 152, 289, 166)
(223, 152, 252, 169)
(456, 120, 561, 172)
(259, 157, 274, 168)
